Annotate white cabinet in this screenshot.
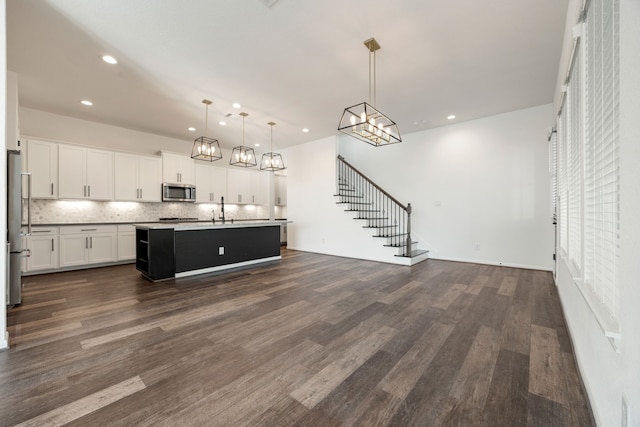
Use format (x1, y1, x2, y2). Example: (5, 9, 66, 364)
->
(59, 145, 114, 200)
(195, 163, 227, 203)
(26, 139, 58, 199)
(6, 71, 20, 151)
(25, 227, 59, 272)
(275, 175, 287, 206)
(59, 225, 117, 267)
(227, 168, 252, 204)
(114, 153, 162, 202)
(162, 152, 195, 185)
(117, 224, 136, 261)
(250, 171, 267, 205)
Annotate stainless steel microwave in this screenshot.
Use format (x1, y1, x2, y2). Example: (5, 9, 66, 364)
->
(162, 183, 196, 202)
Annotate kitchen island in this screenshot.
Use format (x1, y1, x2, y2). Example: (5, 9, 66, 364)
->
(135, 221, 284, 281)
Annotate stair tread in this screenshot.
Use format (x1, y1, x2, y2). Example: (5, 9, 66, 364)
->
(363, 225, 397, 229)
(395, 249, 429, 258)
(372, 233, 408, 238)
(336, 202, 371, 205)
(384, 241, 418, 247)
(334, 194, 364, 198)
(345, 209, 380, 212)
(354, 217, 389, 220)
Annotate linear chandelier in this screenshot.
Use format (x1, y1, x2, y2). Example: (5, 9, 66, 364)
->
(191, 99, 222, 161)
(230, 112, 257, 167)
(338, 37, 401, 147)
(260, 122, 286, 171)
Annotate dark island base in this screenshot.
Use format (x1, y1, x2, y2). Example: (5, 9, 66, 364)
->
(136, 225, 281, 281)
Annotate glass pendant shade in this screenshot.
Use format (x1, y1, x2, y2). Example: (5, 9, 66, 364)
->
(337, 37, 402, 146)
(338, 102, 401, 146)
(191, 99, 222, 161)
(260, 122, 286, 171)
(230, 145, 257, 167)
(230, 112, 257, 167)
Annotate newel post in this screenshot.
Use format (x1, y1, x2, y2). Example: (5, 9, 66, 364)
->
(406, 203, 412, 256)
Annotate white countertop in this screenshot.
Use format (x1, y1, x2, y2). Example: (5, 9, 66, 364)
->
(135, 220, 290, 231)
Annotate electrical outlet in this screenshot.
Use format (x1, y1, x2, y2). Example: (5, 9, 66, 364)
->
(622, 395, 630, 427)
(218, 246, 224, 255)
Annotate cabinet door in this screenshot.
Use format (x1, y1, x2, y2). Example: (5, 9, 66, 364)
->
(138, 156, 162, 202)
(250, 171, 267, 205)
(86, 149, 113, 200)
(26, 235, 59, 271)
(27, 139, 58, 199)
(275, 175, 287, 206)
(227, 169, 251, 204)
(89, 233, 117, 263)
(162, 152, 194, 184)
(195, 163, 214, 203)
(178, 156, 195, 185)
(117, 232, 136, 261)
(58, 145, 87, 199)
(211, 167, 227, 203)
(114, 152, 139, 201)
(59, 234, 89, 267)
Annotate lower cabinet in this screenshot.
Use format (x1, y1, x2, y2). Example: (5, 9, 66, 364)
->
(25, 226, 59, 272)
(59, 225, 117, 268)
(117, 224, 136, 261)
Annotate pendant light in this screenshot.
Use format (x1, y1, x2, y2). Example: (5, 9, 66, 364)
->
(260, 122, 286, 171)
(191, 99, 222, 161)
(230, 112, 257, 167)
(337, 37, 402, 146)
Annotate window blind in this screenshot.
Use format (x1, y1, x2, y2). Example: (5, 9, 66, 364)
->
(549, 130, 557, 219)
(567, 41, 583, 273)
(557, 108, 568, 254)
(583, 0, 619, 320)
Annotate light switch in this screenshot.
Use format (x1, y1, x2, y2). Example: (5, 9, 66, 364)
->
(218, 246, 224, 255)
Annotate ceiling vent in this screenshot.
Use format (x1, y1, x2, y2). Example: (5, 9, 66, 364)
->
(260, 0, 279, 8)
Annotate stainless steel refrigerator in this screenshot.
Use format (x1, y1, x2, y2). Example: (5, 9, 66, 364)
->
(6, 150, 31, 307)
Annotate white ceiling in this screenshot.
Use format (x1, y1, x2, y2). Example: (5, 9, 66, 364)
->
(7, 0, 568, 151)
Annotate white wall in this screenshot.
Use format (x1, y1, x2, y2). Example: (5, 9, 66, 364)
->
(553, 1, 640, 426)
(1, 0, 9, 349)
(286, 136, 408, 263)
(286, 104, 554, 270)
(20, 107, 201, 157)
(338, 104, 555, 271)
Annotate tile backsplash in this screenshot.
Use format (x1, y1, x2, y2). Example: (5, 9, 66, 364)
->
(24, 199, 286, 224)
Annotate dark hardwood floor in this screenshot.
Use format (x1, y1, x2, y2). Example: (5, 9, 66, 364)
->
(1, 249, 593, 426)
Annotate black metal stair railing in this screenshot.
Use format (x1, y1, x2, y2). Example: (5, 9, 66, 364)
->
(335, 155, 413, 256)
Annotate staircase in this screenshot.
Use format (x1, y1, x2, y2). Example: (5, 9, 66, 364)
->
(335, 155, 429, 266)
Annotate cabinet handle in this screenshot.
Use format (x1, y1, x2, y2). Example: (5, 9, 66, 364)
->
(140, 188, 143, 199)
(88, 185, 91, 197)
(81, 228, 97, 231)
(83, 185, 87, 197)
(51, 183, 54, 196)
(238, 194, 242, 203)
(90, 236, 93, 249)
(85, 237, 88, 249)
(32, 230, 51, 233)
(51, 238, 54, 252)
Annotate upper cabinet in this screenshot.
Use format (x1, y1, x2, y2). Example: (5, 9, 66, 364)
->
(162, 152, 195, 185)
(195, 163, 227, 203)
(275, 175, 287, 206)
(226, 169, 267, 205)
(114, 153, 162, 202)
(25, 139, 58, 199)
(59, 145, 114, 200)
(6, 71, 20, 151)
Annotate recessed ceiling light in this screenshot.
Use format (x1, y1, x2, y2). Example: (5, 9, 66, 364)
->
(187, 127, 196, 132)
(232, 102, 241, 109)
(447, 115, 456, 120)
(302, 128, 309, 133)
(219, 121, 227, 126)
(101, 55, 117, 65)
(81, 100, 93, 106)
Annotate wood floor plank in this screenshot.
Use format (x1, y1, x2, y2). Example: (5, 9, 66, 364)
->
(14, 376, 146, 427)
(529, 324, 569, 405)
(290, 325, 397, 409)
(3, 250, 593, 426)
